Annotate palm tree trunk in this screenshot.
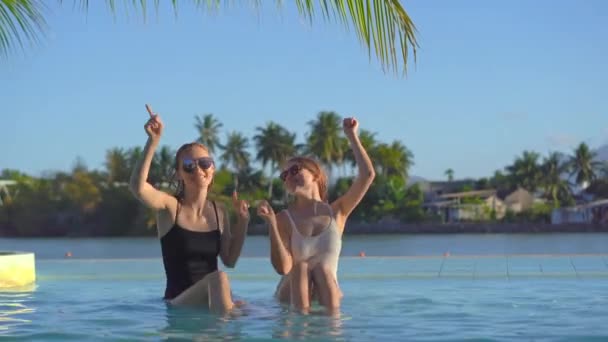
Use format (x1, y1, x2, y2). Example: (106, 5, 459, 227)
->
(552, 189, 559, 208)
(267, 163, 275, 199)
(267, 181, 273, 200)
(233, 174, 239, 192)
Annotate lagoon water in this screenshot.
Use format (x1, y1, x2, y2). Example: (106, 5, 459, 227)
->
(1, 233, 608, 341)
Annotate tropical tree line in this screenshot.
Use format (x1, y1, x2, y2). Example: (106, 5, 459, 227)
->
(1, 112, 607, 236)
(0, 111, 417, 237)
(445, 144, 607, 206)
(440, 144, 608, 222)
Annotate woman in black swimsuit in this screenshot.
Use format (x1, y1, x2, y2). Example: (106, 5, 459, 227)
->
(129, 104, 250, 314)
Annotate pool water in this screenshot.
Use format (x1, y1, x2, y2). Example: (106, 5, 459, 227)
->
(2, 256, 608, 341)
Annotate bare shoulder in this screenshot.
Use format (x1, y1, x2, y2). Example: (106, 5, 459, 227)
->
(275, 210, 291, 234)
(275, 209, 288, 224)
(156, 197, 179, 238)
(214, 200, 229, 215)
(212, 200, 230, 230)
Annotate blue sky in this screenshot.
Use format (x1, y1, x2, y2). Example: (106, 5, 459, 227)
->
(1, 0, 606, 181)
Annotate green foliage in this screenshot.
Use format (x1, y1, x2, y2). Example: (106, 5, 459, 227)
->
(335, 175, 429, 223)
(2, 1, 419, 76)
(503, 203, 553, 224)
(2, 108, 608, 237)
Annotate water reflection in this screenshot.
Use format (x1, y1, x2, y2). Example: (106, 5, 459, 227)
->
(0, 285, 36, 335)
(271, 308, 346, 340)
(159, 305, 245, 341)
(158, 300, 347, 341)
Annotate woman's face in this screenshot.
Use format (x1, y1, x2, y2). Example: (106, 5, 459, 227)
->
(280, 161, 316, 195)
(176, 145, 215, 190)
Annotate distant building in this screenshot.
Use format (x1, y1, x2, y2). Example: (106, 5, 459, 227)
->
(417, 179, 478, 202)
(422, 186, 538, 223)
(0, 180, 17, 206)
(503, 187, 535, 212)
(551, 199, 608, 224)
(423, 189, 506, 222)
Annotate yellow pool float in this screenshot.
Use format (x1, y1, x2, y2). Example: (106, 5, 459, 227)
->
(0, 252, 36, 288)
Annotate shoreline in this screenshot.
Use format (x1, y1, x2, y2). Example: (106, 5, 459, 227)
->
(247, 222, 608, 235)
(2, 222, 608, 238)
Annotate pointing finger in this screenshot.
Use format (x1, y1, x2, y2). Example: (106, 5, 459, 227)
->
(145, 104, 154, 118)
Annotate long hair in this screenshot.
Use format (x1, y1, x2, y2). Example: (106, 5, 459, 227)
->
(171, 142, 213, 201)
(285, 156, 328, 202)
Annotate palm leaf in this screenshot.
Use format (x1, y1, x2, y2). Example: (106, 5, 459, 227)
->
(1, 0, 418, 75)
(0, 0, 47, 58)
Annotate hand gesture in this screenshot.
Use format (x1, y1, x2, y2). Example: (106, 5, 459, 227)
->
(256, 199, 276, 222)
(144, 104, 163, 142)
(232, 190, 250, 222)
(343, 117, 359, 137)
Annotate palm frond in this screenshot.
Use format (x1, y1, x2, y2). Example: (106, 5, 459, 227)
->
(292, 0, 418, 75)
(2, 0, 418, 75)
(0, 0, 48, 58)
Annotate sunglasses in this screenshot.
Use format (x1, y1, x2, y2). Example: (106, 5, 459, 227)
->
(182, 157, 215, 173)
(280, 164, 302, 181)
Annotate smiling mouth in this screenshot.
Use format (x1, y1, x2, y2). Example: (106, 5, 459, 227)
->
(191, 173, 209, 181)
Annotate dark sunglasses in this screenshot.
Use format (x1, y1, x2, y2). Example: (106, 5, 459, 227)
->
(280, 164, 302, 181)
(182, 157, 215, 173)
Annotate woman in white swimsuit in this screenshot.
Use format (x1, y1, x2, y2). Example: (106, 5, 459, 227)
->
(256, 117, 375, 313)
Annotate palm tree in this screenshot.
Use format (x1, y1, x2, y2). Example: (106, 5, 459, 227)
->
(344, 129, 378, 168)
(445, 168, 454, 182)
(219, 131, 250, 175)
(104, 147, 129, 184)
(540, 152, 572, 207)
(306, 111, 344, 173)
(569, 142, 602, 189)
(489, 170, 513, 192)
(253, 121, 297, 198)
(194, 114, 223, 154)
(375, 140, 413, 181)
(235, 166, 265, 197)
(151, 145, 175, 188)
(126, 146, 143, 177)
(2, 1, 418, 75)
(505, 150, 541, 192)
(64, 170, 102, 213)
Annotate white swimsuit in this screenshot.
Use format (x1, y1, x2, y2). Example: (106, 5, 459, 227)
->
(284, 202, 342, 281)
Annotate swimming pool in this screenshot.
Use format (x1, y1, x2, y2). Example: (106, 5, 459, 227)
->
(2, 255, 608, 341)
